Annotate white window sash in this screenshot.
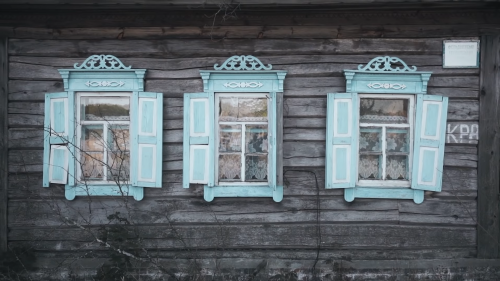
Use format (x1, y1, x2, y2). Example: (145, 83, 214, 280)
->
(356, 94, 415, 187)
(215, 93, 270, 186)
(75, 92, 132, 184)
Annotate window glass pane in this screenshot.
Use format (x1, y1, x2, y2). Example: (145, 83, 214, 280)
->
(219, 125, 242, 152)
(360, 98, 408, 124)
(219, 97, 267, 122)
(238, 98, 267, 121)
(108, 125, 130, 152)
(386, 155, 408, 180)
(81, 96, 130, 121)
(358, 155, 382, 180)
(107, 152, 130, 181)
(81, 152, 104, 181)
(81, 125, 104, 152)
(246, 125, 268, 153)
(219, 154, 241, 181)
(359, 127, 382, 152)
(245, 155, 268, 181)
(386, 128, 409, 153)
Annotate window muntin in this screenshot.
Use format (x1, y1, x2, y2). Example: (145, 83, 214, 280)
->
(216, 94, 269, 185)
(357, 95, 414, 188)
(76, 92, 131, 183)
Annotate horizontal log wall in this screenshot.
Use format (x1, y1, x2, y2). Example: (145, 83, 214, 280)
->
(3, 8, 491, 277)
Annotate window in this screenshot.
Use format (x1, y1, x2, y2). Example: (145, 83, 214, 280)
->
(326, 56, 448, 204)
(43, 55, 163, 201)
(183, 55, 287, 202)
(77, 93, 131, 183)
(357, 95, 414, 187)
(216, 94, 269, 185)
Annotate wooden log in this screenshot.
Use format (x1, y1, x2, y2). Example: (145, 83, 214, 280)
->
(5, 220, 476, 249)
(8, 39, 448, 58)
(8, 55, 480, 80)
(477, 34, 500, 258)
(0, 9, 497, 27)
(0, 25, 491, 40)
(4, 249, 478, 266)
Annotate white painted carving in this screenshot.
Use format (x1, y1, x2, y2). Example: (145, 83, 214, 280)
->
(85, 81, 125, 87)
(367, 82, 407, 90)
(223, 82, 263, 88)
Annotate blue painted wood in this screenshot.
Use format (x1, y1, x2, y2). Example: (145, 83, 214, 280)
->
(190, 137, 209, 145)
(43, 92, 68, 187)
(326, 93, 357, 189)
(333, 56, 447, 203)
(214, 55, 272, 71)
(140, 100, 154, 134)
(51, 147, 66, 182)
(424, 104, 440, 137)
(183, 92, 210, 188)
(344, 57, 432, 94)
(269, 92, 278, 191)
(46, 55, 156, 200)
(67, 91, 76, 187)
(421, 150, 437, 182)
(134, 92, 163, 188)
(192, 100, 206, 134)
(411, 94, 449, 192)
(192, 147, 207, 182)
(204, 185, 281, 201)
(208, 92, 215, 188)
(141, 146, 154, 180)
(335, 148, 348, 181)
(325, 94, 334, 189)
(344, 187, 424, 204)
(199, 71, 287, 93)
(188, 56, 286, 201)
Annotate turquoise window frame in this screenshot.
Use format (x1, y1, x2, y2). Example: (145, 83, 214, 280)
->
(326, 56, 448, 204)
(42, 55, 163, 201)
(183, 56, 287, 202)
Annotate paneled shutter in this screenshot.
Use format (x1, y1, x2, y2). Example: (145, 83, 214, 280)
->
(43, 92, 70, 187)
(183, 93, 213, 188)
(411, 94, 448, 192)
(326, 93, 358, 189)
(131, 92, 163, 188)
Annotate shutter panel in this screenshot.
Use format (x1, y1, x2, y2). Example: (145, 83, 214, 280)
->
(131, 92, 163, 188)
(411, 94, 448, 192)
(183, 93, 213, 188)
(326, 93, 358, 189)
(49, 145, 69, 184)
(43, 92, 70, 187)
(269, 92, 284, 202)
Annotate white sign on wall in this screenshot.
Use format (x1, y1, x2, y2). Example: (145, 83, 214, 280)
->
(443, 40, 480, 68)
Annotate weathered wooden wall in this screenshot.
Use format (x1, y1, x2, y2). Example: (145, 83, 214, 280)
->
(2, 7, 496, 278)
(0, 36, 8, 253)
(478, 35, 500, 259)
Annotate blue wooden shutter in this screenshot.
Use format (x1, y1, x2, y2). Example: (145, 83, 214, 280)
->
(411, 94, 448, 192)
(131, 92, 163, 188)
(183, 93, 213, 188)
(43, 92, 70, 187)
(326, 93, 358, 189)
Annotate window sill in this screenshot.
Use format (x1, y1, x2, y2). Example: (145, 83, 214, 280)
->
(204, 185, 283, 202)
(65, 184, 144, 201)
(345, 187, 424, 204)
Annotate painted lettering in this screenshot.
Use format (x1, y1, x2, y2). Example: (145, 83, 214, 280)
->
(445, 123, 479, 144)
